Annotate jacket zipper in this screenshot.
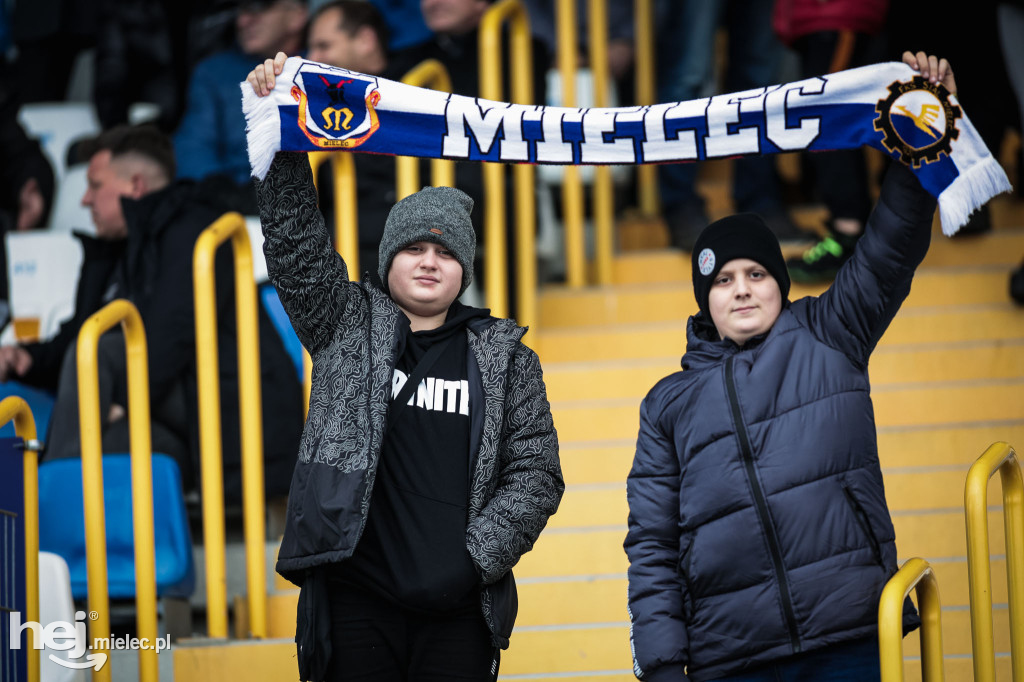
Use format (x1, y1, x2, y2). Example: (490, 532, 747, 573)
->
(724, 356, 802, 654)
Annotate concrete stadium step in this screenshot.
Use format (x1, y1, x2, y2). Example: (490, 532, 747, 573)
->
(559, 422, 1024, 485)
(608, 229, 1024, 286)
(499, 606, 1013, 680)
(539, 268, 1016, 329)
(532, 305, 1024, 363)
(514, 558, 1009, 626)
(512, 509, 1007, 581)
(549, 380, 1024, 444)
(541, 341, 1024, 402)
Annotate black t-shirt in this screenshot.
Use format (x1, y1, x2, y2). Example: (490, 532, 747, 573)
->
(334, 303, 489, 611)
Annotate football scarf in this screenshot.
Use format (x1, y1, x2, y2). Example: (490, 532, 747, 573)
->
(242, 57, 1011, 235)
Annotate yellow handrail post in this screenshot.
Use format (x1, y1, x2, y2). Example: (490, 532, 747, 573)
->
(587, 0, 614, 285)
(77, 299, 158, 682)
(633, 0, 660, 217)
(193, 213, 268, 640)
(965, 441, 1024, 682)
(332, 153, 359, 277)
(399, 59, 456, 200)
(557, 0, 586, 289)
(479, 0, 536, 322)
(0, 396, 40, 682)
(879, 558, 944, 682)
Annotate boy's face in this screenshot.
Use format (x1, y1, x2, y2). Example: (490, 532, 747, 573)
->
(707, 258, 782, 346)
(388, 240, 463, 319)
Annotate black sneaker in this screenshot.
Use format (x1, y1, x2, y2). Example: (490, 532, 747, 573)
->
(759, 209, 819, 245)
(787, 232, 860, 283)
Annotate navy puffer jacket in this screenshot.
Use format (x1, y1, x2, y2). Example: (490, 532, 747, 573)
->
(625, 164, 934, 681)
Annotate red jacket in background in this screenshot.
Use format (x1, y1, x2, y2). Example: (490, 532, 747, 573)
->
(773, 0, 888, 45)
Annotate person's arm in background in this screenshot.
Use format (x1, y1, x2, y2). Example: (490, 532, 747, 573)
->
(173, 56, 229, 181)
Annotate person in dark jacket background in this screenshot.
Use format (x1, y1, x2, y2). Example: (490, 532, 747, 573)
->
(0, 124, 302, 503)
(624, 51, 961, 682)
(248, 53, 562, 682)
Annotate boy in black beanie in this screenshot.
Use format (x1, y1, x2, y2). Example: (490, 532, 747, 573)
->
(625, 51, 961, 682)
(248, 60, 563, 682)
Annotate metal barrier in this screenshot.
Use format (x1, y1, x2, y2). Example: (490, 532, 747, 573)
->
(76, 299, 158, 682)
(633, 0, 660, 217)
(879, 557, 944, 682)
(0, 396, 41, 682)
(479, 0, 537, 323)
(308, 151, 360, 276)
(555, 0, 587, 289)
(965, 441, 1024, 682)
(192, 213, 268, 640)
(398, 60, 455, 200)
(585, 0, 615, 285)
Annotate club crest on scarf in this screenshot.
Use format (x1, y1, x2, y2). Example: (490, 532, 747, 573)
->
(874, 75, 961, 168)
(290, 63, 381, 148)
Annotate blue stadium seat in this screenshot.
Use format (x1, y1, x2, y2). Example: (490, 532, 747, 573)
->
(37, 453, 195, 600)
(259, 282, 303, 380)
(0, 381, 55, 439)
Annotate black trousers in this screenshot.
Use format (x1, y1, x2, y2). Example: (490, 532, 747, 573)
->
(325, 580, 497, 682)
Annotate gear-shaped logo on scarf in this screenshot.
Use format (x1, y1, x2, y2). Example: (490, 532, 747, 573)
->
(874, 75, 961, 168)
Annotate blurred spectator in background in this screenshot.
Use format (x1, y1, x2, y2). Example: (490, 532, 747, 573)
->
(654, 0, 814, 251)
(391, 0, 550, 310)
(522, 0, 635, 99)
(997, 0, 1024, 304)
(887, 0, 1015, 236)
(367, 0, 432, 51)
(93, 0, 181, 131)
(173, 0, 308, 192)
(0, 68, 55, 317)
(9, 0, 96, 102)
(0, 124, 301, 503)
(307, 0, 398, 285)
(774, 0, 889, 283)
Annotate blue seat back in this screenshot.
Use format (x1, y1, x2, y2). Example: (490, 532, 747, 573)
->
(259, 282, 303, 380)
(0, 381, 55, 439)
(38, 453, 195, 600)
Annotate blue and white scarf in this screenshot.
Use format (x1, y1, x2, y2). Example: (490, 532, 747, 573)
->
(242, 57, 1011, 235)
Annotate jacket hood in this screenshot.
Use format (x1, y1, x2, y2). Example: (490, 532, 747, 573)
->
(681, 309, 781, 371)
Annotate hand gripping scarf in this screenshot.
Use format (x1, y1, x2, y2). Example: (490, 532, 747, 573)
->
(242, 57, 1011, 235)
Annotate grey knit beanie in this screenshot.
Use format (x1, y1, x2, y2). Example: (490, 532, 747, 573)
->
(378, 186, 476, 295)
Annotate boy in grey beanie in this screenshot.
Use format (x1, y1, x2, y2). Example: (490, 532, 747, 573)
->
(249, 53, 563, 681)
(378, 185, 476, 297)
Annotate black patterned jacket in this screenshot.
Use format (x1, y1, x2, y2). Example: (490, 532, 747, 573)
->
(257, 152, 563, 647)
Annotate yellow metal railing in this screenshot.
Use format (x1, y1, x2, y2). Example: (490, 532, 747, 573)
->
(480, 0, 537, 324)
(879, 558, 945, 682)
(0, 396, 41, 682)
(77, 299, 158, 682)
(586, 0, 615, 285)
(399, 60, 455, 199)
(633, 0, 660, 217)
(555, 0, 586, 289)
(308, 152, 359, 276)
(192, 213, 268, 640)
(965, 441, 1024, 682)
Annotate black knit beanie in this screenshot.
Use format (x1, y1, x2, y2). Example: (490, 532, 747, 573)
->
(379, 186, 476, 296)
(691, 213, 791, 315)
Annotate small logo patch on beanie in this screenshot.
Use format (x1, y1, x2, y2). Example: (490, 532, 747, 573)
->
(697, 248, 716, 276)
(429, 228, 443, 235)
